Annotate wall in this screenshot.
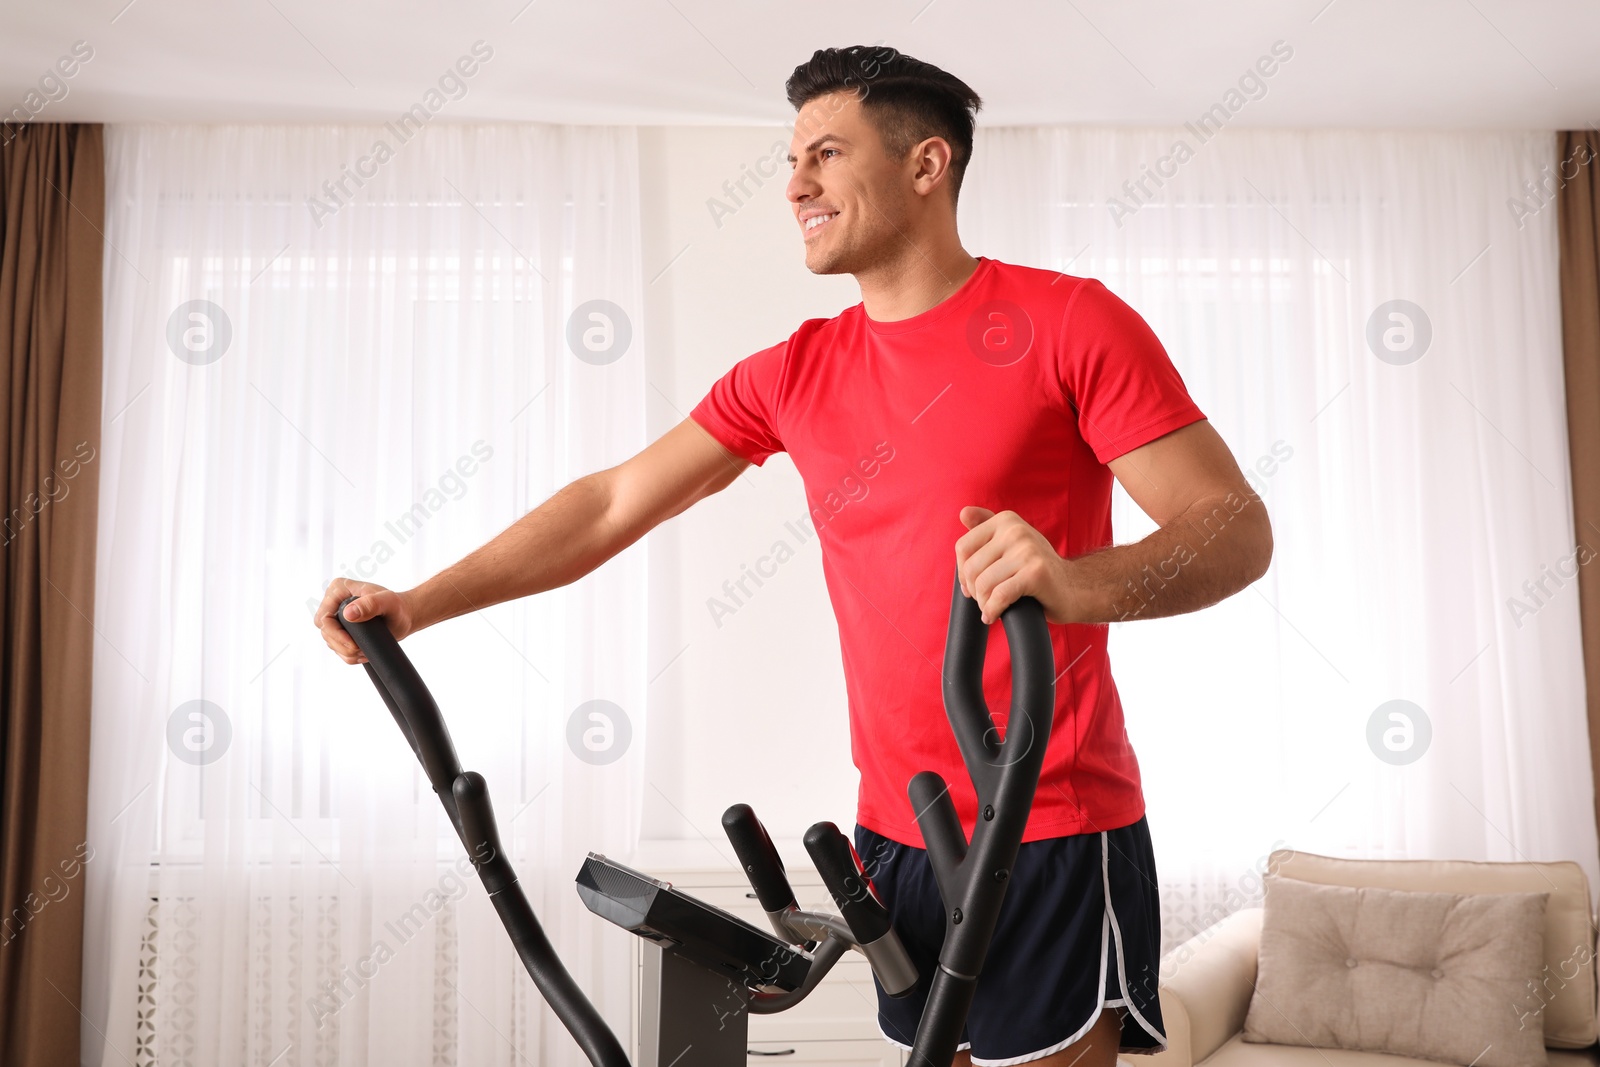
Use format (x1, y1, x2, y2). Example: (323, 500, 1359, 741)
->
(636, 125, 865, 844)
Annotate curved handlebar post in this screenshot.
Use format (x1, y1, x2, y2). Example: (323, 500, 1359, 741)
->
(723, 803, 799, 916)
(904, 772, 965, 907)
(335, 597, 632, 1067)
(906, 570, 1056, 1067)
(803, 821, 892, 946)
(743, 934, 852, 1014)
(803, 820, 920, 998)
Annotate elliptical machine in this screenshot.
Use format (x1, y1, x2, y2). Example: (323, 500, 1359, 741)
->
(336, 567, 1055, 1067)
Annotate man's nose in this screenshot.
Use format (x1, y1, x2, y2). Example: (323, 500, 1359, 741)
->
(787, 166, 817, 203)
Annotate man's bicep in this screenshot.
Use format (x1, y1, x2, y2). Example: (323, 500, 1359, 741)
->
(607, 418, 750, 535)
(1105, 420, 1254, 527)
(688, 419, 752, 497)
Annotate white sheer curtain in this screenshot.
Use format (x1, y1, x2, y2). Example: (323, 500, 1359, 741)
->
(961, 127, 1598, 950)
(85, 124, 646, 1067)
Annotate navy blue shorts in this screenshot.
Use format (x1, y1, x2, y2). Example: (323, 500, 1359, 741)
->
(852, 816, 1168, 1064)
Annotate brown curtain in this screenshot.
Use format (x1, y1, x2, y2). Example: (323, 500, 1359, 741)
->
(0, 123, 104, 1067)
(1557, 128, 1600, 865)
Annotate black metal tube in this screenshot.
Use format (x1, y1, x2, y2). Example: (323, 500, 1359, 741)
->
(906, 968, 978, 1067)
(906, 572, 1055, 1066)
(336, 597, 632, 1067)
(486, 887, 632, 1067)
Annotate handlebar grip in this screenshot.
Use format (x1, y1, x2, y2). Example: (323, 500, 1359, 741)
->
(723, 803, 798, 914)
(940, 579, 1054, 786)
(335, 595, 467, 838)
(803, 821, 892, 945)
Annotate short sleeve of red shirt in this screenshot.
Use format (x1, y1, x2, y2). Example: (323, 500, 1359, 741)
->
(1057, 278, 1206, 463)
(689, 337, 788, 466)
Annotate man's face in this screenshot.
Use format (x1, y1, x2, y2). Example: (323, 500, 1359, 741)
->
(786, 91, 915, 276)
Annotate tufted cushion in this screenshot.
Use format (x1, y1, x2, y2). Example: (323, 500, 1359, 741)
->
(1241, 874, 1551, 1067)
(1266, 847, 1598, 1047)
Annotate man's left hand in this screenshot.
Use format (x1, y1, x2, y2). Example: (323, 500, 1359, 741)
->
(955, 506, 1078, 625)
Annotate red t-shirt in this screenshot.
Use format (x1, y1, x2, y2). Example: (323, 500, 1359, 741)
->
(690, 256, 1206, 847)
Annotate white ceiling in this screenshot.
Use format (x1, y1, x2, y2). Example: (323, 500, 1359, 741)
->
(2, 0, 1597, 130)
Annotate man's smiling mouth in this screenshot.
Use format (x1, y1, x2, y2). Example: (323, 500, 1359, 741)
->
(803, 211, 839, 236)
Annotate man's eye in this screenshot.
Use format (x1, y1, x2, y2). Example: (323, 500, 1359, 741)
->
(821, 148, 839, 159)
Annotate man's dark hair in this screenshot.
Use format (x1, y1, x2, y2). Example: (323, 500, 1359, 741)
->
(785, 46, 983, 205)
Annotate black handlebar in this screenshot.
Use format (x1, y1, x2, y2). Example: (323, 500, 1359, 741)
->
(903, 573, 1055, 1067)
(723, 803, 800, 914)
(722, 571, 1055, 1067)
(339, 601, 468, 839)
(335, 596, 631, 1067)
(803, 821, 894, 945)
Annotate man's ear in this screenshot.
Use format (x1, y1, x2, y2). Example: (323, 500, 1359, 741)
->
(910, 137, 956, 200)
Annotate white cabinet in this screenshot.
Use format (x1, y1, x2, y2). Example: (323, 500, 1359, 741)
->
(622, 839, 905, 1066)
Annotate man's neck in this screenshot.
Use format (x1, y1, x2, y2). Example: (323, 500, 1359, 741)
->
(857, 247, 982, 323)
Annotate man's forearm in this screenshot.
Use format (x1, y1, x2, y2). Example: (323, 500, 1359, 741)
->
(1062, 491, 1272, 624)
(406, 474, 626, 631)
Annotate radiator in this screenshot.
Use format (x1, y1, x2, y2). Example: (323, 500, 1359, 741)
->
(134, 895, 461, 1067)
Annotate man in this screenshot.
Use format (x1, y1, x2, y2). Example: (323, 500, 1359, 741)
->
(316, 45, 1271, 1067)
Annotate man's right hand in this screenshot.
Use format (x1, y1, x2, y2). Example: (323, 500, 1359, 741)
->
(313, 578, 417, 665)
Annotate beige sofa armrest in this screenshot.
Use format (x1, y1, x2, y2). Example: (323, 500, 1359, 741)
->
(1144, 908, 1262, 1067)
